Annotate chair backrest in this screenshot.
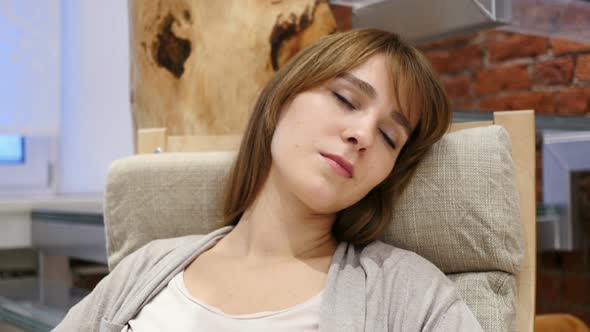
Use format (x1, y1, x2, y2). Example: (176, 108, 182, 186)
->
(107, 110, 535, 332)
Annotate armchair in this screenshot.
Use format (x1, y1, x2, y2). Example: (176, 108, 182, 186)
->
(104, 110, 535, 332)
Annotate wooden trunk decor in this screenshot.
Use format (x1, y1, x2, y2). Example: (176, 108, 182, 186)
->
(128, 0, 338, 150)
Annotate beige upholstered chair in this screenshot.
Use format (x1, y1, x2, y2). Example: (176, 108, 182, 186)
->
(105, 110, 535, 332)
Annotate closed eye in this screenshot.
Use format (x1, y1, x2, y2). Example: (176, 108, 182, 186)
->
(332, 91, 396, 150)
(332, 92, 355, 110)
(380, 130, 396, 149)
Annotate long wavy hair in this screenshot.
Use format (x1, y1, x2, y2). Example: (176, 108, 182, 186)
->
(222, 29, 451, 246)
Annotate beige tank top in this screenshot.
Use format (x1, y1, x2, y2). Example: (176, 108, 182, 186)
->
(122, 270, 323, 331)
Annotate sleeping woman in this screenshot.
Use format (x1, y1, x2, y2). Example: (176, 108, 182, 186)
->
(55, 28, 483, 331)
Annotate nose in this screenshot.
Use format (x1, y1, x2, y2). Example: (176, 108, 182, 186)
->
(342, 118, 376, 151)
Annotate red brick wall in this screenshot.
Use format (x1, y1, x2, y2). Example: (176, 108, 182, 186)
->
(418, 29, 590, 206)
(418, 30, 590, 326)
(418, 30, 590, 115)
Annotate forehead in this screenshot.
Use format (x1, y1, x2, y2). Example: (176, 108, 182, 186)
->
(345, 54, 391, 94)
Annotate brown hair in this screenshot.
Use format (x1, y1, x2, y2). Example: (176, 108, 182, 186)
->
(222, 29, 451, 246)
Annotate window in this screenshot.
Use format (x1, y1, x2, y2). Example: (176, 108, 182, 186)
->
(0, 135, 53, 193)
(0, 135, 25, 164)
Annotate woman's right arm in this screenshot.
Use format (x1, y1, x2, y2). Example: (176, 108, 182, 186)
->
(53, 275, 114, 332)
(53, 241, 157, 332)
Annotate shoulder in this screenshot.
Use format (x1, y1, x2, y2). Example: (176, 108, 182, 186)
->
(115, 226, 233, 272)
(358, 241, 464, 321)
(359, 240, 452, 283)
(134, 234, 207, 259)
(55, 227, 232, 331)
(356, 241, 483, 330)
(114, 234, 206, 272)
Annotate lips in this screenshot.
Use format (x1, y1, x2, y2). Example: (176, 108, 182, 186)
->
(320, 152, 354, 178)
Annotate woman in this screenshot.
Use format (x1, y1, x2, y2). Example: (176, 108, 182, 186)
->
(56, 29, 483, 331)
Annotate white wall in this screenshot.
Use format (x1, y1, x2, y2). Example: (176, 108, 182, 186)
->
(59, 0, 134, 194)
(0, 1, 59, 196)
(0, 0, 61, 136)
(1, 0, 136, 195)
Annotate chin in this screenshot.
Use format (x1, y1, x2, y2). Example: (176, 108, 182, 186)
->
(296, 179, 349, 214)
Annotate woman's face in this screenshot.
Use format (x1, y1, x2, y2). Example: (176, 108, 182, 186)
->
(270, 53, 414, 214)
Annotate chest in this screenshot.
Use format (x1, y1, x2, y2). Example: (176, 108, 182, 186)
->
(183, 253, 331, 315)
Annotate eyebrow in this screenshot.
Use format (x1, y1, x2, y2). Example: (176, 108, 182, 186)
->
(337, 72, 377, 100)
(337, 72, 412, 136)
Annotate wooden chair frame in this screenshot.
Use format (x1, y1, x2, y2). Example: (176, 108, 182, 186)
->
(449, 110, 536, 332)
(137, 110, 536, 332)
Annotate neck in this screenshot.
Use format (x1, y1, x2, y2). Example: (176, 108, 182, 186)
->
(216, 171, 338, 262)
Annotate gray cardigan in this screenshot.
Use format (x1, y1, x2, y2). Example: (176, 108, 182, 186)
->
(54, 226, 483, 331)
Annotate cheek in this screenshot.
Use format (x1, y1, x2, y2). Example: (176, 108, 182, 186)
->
(270, 114, 315, 178)
(365, 152, 397, 188)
